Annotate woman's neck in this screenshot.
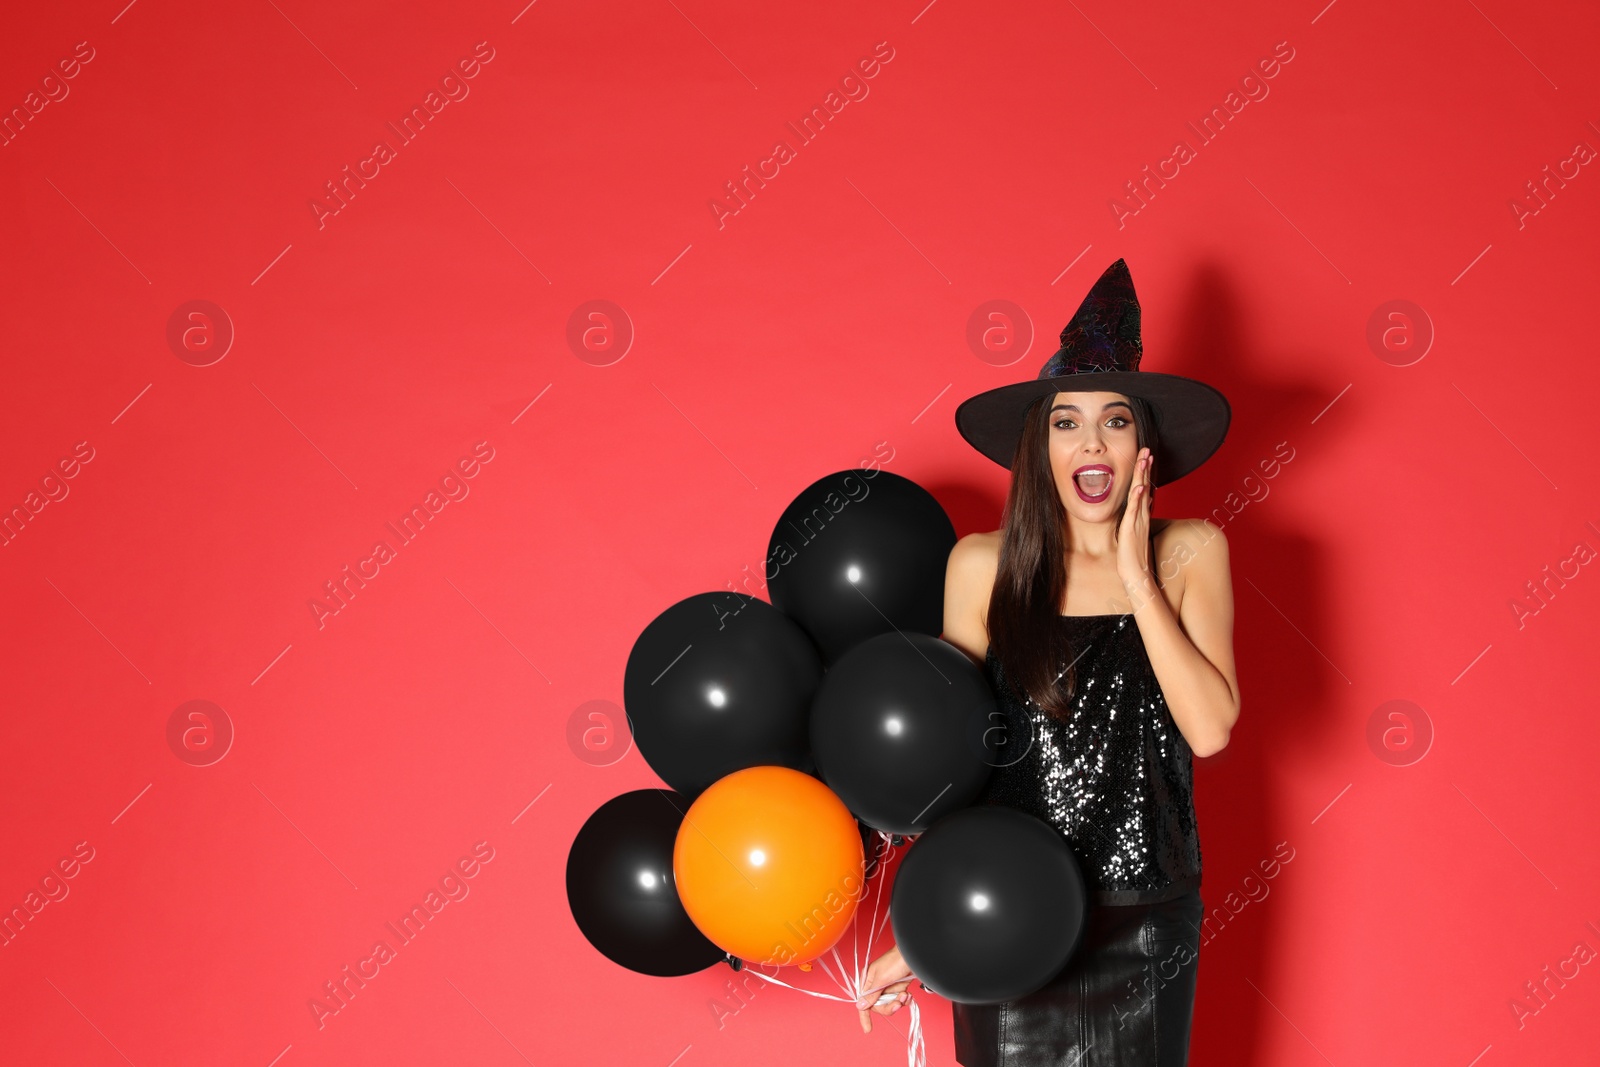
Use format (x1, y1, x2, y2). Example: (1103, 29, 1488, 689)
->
(1063, 511, 1121, 558)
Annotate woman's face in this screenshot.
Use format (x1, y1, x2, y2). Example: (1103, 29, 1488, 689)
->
(1047, 390, 1138, 521)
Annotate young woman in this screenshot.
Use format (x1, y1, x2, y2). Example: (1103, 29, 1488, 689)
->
(857, 260, 1239, 1066)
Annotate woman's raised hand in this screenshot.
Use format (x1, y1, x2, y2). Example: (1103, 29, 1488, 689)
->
(1116, 446, 1155, 598)
(856, 944, 914, 1033)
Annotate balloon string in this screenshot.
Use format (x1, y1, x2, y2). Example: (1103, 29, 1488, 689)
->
(850, 874, 861, 991)
(735, 829, 925, 1067)
(905, 993, 927, 1067)
(747, 970, 860, 1001)
(864, 831, 889, 985)
(748, 970, 926, 1067)
(814, 948, 851, 998)
(861, 830, 894, 986)
(854, 874, 871, 988)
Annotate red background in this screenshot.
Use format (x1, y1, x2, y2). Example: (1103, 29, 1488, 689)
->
(3, 0, 1598, 1064)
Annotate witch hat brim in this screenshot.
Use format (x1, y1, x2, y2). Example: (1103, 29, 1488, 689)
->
(954, 370, 1231, 487)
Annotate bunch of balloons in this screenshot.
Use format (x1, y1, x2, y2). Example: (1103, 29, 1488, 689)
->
(566, 467, 1089, 1006)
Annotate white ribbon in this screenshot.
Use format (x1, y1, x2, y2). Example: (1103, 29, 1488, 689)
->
(732, 830, 927, 1067)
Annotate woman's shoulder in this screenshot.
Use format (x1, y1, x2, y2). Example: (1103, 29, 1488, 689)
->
(1153, 518, 1230, 606)
(953, 527, 1003, 551)
(1154, 517, 1228, 560)
(948, 529, 1003, 579)
(943, 531, 1002, 664)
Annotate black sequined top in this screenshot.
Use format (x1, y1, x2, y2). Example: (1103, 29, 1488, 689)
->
(974, 613, 1202, 906)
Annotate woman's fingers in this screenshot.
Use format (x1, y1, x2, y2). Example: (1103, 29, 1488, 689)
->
(859, 981, 913, 1032)
(1116, 448, 1154, 590)
(857, 977, 910, 1005)
(871, 980, 912, 1010)
(1117, 449, 1143, 536)
(858, 946, 915, 1033)
(1142, 449, 1153, 513)
(860, 992, 912, 1032)
(875, 990, 911, 1014)
(1136, 461, 1147, 518)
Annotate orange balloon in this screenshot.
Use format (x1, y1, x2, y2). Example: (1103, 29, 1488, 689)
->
(673, 766, 865, 966)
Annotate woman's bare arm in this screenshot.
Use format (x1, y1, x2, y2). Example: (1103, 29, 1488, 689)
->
(942, 532, 997, 666)
(1132, 518, 1241, 757)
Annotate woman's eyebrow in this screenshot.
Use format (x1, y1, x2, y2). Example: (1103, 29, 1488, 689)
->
(1048, 401, 1134, 414)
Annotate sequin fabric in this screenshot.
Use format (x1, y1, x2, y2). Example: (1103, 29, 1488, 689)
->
(974, 614, 1202, 905)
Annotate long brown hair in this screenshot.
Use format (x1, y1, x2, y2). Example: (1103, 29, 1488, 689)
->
(985, 391, 1163, 719)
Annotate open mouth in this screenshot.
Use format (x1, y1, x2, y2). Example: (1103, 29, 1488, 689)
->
(1073, 466, 1113, 503)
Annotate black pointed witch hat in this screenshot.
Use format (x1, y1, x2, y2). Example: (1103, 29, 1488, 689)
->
(954, 259, 1231, 486)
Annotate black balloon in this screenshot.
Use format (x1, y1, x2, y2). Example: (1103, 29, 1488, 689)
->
(890, 806, 1087, 1004)
(766, 470, 956, 665)
(624, 592, 822, 799)
(566, 789, 728, 977)
(812, 632, 996, 834)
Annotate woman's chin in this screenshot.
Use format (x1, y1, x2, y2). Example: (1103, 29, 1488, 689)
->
(1063, 501, 1121, 522)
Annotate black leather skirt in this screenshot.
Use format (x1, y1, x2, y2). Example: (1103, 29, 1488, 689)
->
(952, 889, 1204, 1067)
